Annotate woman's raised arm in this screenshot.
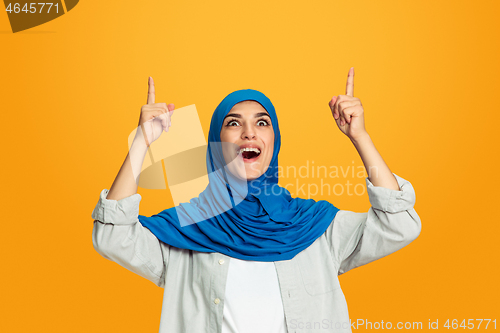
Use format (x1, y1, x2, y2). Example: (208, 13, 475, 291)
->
(107, 77, 174, 201)
(325, 68, 420, 273)
(91, 77, 175, 287)
(328, 67, 400, 191)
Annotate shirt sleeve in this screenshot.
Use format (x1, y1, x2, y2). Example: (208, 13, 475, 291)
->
(91, 189, 169, 288)
(324, 173, 421, 275)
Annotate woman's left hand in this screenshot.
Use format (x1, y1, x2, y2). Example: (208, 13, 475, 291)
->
(328, 67, 368, 141)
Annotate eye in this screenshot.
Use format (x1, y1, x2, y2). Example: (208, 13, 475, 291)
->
(257, 118, 270, 126)
(226, 119, 240, 126)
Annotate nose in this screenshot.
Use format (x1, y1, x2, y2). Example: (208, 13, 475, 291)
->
(241, 122, 256, 140)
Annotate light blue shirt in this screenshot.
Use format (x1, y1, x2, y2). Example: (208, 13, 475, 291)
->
(92, 173, 421, 333)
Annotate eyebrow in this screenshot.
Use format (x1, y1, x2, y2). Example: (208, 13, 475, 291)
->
(224, 112, 271, 120)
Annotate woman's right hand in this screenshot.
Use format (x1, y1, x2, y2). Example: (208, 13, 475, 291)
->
(135, 77, 175, 147)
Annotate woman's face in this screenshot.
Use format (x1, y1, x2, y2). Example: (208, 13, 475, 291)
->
(220, 100, 275, 180)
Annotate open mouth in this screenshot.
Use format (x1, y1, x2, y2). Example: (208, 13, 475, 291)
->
(237, 147, 261, 163)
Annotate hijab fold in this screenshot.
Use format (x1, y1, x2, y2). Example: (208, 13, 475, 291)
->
(138, 89, 340, 262)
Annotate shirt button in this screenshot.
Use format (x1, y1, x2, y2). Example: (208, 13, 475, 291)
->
(214, 298, 220, 304)
(219, 259, 225, 265)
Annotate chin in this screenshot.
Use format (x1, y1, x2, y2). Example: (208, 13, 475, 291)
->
(244, 165, 263, 179)
(228, 167, 262, 181)
(238, 172, 260, 181)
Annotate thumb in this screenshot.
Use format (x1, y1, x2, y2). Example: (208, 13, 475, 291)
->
(328, 96, 338, 108)
(167, 103, 175, 115)
(329, 96, 339, 119)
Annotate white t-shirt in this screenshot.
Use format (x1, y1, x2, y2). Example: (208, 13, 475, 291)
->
(222, 257, 287, 333)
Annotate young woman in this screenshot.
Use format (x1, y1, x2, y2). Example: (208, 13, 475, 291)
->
(92, 68, 421, 333)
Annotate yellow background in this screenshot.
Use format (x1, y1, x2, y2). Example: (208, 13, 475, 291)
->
(1, 0, 499, 331)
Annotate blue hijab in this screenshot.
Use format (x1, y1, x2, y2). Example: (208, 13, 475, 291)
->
(138, 89, 340, 261)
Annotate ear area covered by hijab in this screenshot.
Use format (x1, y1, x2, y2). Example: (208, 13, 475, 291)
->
(138, 89, 340, 262)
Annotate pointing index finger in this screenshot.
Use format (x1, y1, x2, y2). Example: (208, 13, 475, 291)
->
(147, 76, 155, 104)
(345, 67, 354, 97)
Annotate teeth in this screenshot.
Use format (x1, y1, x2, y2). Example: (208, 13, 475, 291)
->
(237, 147, 261, 154)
